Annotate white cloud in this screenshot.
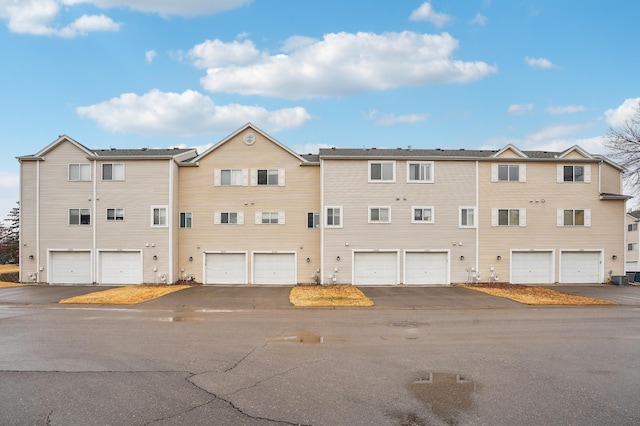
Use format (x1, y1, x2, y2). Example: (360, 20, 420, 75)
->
(470, 13, 488, 26)
(374, 113, 429, 126)
(526, 122, 593, 142)
(545, 105, 586, 115)
(409, 2, 452, 27)
(292, 143, 332, 155)
(189, 39, 262, 68)
(64, 0, 252, 18)
(525, 56, 557, 69)
(145, 50, 157, 63)
(604, 97, 640, 127)
(58, 13, 120, 37)
(508, 103, 534, 116)
(76, 89, 312, 135)
(198, 32, 497, 99)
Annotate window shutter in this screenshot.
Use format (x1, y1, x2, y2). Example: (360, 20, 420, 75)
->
(584, 165, 591, 183)
(557, 165, 563, 182)
(250, 169, 257, 186)
(557, 209, 564, 226)
(214, 169, 221, 186)
(519, 209, 526, 227)
(278, 169, 285, 186)
(237, 212, 244, 225)
(584, 209, 591, 227)
(491, 164, 498, 182)
(278, 211, 285, 224)
(214, 212, 221, 225)
(242, 169, 249, 186)
(519, 164, 526, 182)
(491, 208, 498, 226)
(255, 212, 262, 224)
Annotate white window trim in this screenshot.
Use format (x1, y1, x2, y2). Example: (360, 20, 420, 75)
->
(628, 243, 638, 251)
(492, 208, 526, 227)
(368, 206, 391, 223)
(406, 161, 434, 183)
(368, 160, 396, 183)
(556, 164, 591, 183)
(151, 205, 168, 227)
(68, 163, 91, 181)
(69, 208, 91, 225)
(255, 211, 285, 225)
(491, 164, 526, 182)
(459, 207, 476, 228)
(101, 163, 125, 181)
(411, 206, 435, 223)
(106, 208, 125, 222)
(308, 212, 320, 229)
(214, 211, 244, 225)
(214, 169, 248, 186)
(251, 168, 286, 186)
(325, 206, 343, 228)
(179, 211, 193, 228)
(557, 208, 591, 227)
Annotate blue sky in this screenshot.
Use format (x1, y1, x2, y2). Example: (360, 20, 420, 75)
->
(1, 0, 639, 218)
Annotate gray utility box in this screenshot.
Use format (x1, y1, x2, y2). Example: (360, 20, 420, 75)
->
(611, 275, 629, 286)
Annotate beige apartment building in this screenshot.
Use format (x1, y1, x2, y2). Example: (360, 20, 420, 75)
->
(17, 124, 628, 285)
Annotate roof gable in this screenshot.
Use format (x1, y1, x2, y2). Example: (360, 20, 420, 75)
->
(558, 145, 593, 159)
(34, 134, 94, 158)
(492, 144, 529, 159)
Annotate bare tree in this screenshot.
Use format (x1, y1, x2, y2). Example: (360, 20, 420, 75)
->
(605, 100, 640, 199)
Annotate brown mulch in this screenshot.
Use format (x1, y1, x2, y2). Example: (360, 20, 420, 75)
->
(289, 285, 374, 307)
(459, 282, 616, 305)
(59, 285, 190, 305)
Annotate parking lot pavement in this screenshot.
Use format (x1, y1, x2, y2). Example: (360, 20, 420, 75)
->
(141, 285, 295, 309)
(0, 285, 116, 305)
(554, 284, 640, 305)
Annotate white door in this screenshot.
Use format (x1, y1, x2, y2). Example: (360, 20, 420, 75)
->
(511, 251, 553, 284)
(205, 253, 246, 284)
(100, 251, 142, 285)
(354, 252, 398, 285)
(50, 251, 92, 284)
(560, 251, 601, 283)
(253, 253, 296, 285)
(404, 252, 449, 285)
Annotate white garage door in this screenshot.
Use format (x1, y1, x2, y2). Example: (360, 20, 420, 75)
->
(253, 253, 296, 285)
(560, 251, 601, 283)
(205, 253, 246, 284)
(354, 252, 398, 285)
(100, 251, 142, 285)
(404, 252, 449, 285)
(50, 251, 92, 284)
(511, 251, 553, 284)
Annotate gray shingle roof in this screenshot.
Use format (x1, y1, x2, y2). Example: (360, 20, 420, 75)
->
(318, 147, 561, 159)
(91, 148, 195, 157)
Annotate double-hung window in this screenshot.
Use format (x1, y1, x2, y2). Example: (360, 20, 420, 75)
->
(325, 207, 342, 227)
(369, 161, 395, 182)
(214, 211, 244, 225)
(558, 165, 590, 183)
(307, 212, 320, 229)
(180, 212, 192, 228)
(407, 162, 434, 183)
(557, 209, 591, 227)
(256, 211, 284, 224)
(151, 206, 168, 227)
(69, 164, 91, 181)
(491, 164, 525, 182)
(102, 163, 124, 181)
(412, 206, 434, 223)
(492, 208, 526, 226)
(459, 207, 476, 228)
(369, 207, 390, 223)
(629, 223, 638, 232)
(628, 243, 638, 251)
(221, 169, 243, 186)
(257, 169, 279, 185)
(69, 208, 91, 225)
(106, 208, 125, 221)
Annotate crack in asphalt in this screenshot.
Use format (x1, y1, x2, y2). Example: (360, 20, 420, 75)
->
(223, 343, 267, 373)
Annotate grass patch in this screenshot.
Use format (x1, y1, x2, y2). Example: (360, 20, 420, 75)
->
(289, 285, 374, 307)
(0, 265, 22, 287)
(459, 283, 616, 305)
(59, 285, 190, 305)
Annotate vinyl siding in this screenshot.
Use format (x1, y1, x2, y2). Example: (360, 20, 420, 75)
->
(19, 160, 39, 282)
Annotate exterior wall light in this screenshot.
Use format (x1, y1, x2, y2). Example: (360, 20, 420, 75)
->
(612, 255, 617, 260)
(459, 255, 464, 261)
(188, 256, 193, 262)
(336, 256, 341, 261)
(28, 255, 34, 260)
(497, 255, 501, 261)
(153, 255, 158, 260)
(306, 257, 311, 262)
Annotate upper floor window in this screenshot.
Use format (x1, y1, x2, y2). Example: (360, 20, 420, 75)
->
(258, 169, 279, 185)
(459, 207, 476, 228)
(256, 211, 284, 224)
(214, 169, 247, 186)
(369, 161, 395, 182)
(180, 212, 193, 228)
(407, 162, 434, 183)
(325, 207, 342, 228)
(106, 208, 124, 221)
(492, 164, 525, 182)
(492, 208, 526, 227)
(557, 165, 591, 183)
(628, 223, 638, 232)
(369, 207, 391, 223)
(151, 206, 167, 227)
(412, 206, 434, 223)
(214, 211, 244, 225)
(69, 208, 91, 225)
(628, 243, 638, 251)
(308, 212, 320, 229)
(69, 164, 91, 181)
(102, 163, 124, 181)
(557, 209, 591, 227)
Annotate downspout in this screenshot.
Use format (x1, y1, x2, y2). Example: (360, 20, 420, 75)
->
(168, 159, 174, 283)
(475, 160, 479, 277)
(36, 160, 40, 283)
(320, 158, 325, 285)
(93, 159, 97, 284)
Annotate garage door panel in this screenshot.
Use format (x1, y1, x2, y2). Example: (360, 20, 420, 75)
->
(51, 251, 92, 285)
(512, 251, 553, 284)
(561, 251, 600, 283)
(354, 252, 397, 285)
(100, 251, 142, 285)
(205, 253, 246, 285)
(254, 253, 296, 285)
(405, 252, 449, 285)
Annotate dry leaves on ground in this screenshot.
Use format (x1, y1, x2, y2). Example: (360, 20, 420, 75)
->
(290, 285, 374, 307)
(459, 283, 616, 305)
(59, 285, 190, 305)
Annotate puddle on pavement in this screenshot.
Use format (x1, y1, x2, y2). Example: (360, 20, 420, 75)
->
(408, 372, 478, 425)
(160, 316, 204, 322)
(266, 330, 323, 344)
